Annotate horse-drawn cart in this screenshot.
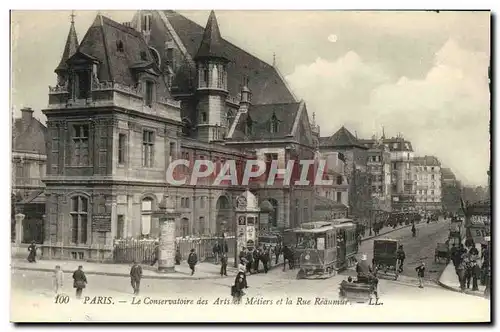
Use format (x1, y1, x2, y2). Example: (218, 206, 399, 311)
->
(372, 239, 400, 280)
(434, 243, 450, 263)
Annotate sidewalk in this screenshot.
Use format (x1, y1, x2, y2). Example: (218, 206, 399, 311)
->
(11, 257, 284, 280)
(437, 242, 488, 298)
(360, 223, 411, 242)
(437, 261, 486, 297)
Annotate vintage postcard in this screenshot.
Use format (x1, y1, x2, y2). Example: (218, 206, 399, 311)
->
(10, 9, 491, 323)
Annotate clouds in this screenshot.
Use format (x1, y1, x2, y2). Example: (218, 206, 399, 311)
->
(286, 39, 490, 186)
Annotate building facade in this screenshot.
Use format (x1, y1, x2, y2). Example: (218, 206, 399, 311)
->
(41, 11, 317, 260)
(12, 107, 48, 245)
(413, 155, 442, 213)
(319, 126, 370, 222)
(365, 140, 392, 213)
(361, 134, 415, 212)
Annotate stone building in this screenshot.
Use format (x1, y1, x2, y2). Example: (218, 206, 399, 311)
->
(360, 134, 415, 212)
(42, 11, 317, 260)
(12, 107, 48, 245)
(319, 126, 370, 222)
(363, 138, 392, 213)
(413, 155, 442, 213)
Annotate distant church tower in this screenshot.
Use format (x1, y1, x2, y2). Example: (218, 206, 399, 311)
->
(194, 10, 229, 142)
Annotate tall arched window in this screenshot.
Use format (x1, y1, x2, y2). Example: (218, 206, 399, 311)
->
(198, 217, 205, 236)
(141, 197, 153, 237)
(226, 109, 235, 127)
(181, 217, 190, 237)
(212, 65, 218, 87)
(70, 196, 88, 244)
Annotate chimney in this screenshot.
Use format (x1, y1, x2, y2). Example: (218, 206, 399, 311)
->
(21, 107, 34, 130)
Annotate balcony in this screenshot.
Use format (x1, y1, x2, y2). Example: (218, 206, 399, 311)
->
(48, 81, 181, 122)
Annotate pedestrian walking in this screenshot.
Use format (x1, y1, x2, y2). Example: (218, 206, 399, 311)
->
(274, 243, 281, 265)
(245, 249, 254, 274)
(72, 265, 87, 299)
(53, 265, 64, 294)
(150, 241, 160, 266)
(187, 249, 198, 276)
(470, 260, 480, 291)
(456, 255, 466, 292)
(27, 241, 37, 263)
(130, 261, 142, 295)
(357, 233, 362, 247)
(253, 248, 261, 273)
(220, 253, 228, 277)
(261, 246, 270, 274)
(415, 262, 425, 288)
(213, 242, 221, 264)
(396, 245, 406, 273)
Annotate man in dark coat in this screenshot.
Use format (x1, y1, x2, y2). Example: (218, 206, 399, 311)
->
(213, 242, 221, 264)
(396, 245, 406, 273)
(274, 243, 282, 265)
(130, 261, 143, 295)
(245, 249, 254, 274)
(220, 252, 228, 277)
(253, 248, 261, 273)
(187, 249, 198, 276)
(150, 241, 160, 266)
(27, 241, 37, 263)
(72, 265, 87, 299)
(261, 246, 270, 273)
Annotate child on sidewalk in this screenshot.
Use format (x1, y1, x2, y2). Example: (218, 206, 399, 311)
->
(53, 265, 64, 294)
(415, 261, 425, 288)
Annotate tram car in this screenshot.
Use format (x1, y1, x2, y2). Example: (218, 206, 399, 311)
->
(294, 220, 359, 279)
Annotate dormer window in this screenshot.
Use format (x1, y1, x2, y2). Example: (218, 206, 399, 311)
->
(73, 70, 91, 99)
(144, 81, 154, 107)
(270, 113, 279, 133)
(117, 40, 124, 53)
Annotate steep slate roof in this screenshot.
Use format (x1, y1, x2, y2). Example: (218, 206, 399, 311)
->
(13, 116, 48, 155)
(70, 15, 171, 98)
(414, 155, 441, 166)
(55, 20, 79, 73)
(163, 10, 296, 104)
(441, 167, 457, 181)
(229, 102, 301, 141)
(320, 126, 367, 149)
(194, 10, 228, 61)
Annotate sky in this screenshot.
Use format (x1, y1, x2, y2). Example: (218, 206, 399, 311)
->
(10, 10, 491, 186)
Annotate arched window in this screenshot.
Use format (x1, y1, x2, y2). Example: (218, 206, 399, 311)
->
(141, 197, 153, 237)
(181, 217, 190, 237)
(70, 196, 88, 244)
(198, 217, 205, 236)
(212, 65, 218, 87)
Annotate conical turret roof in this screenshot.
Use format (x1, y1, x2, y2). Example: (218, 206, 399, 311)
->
(55, 18, 79, 73)
(194, 10, 228, 61)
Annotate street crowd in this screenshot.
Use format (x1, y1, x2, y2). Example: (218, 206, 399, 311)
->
(450, 240, 490, 294)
